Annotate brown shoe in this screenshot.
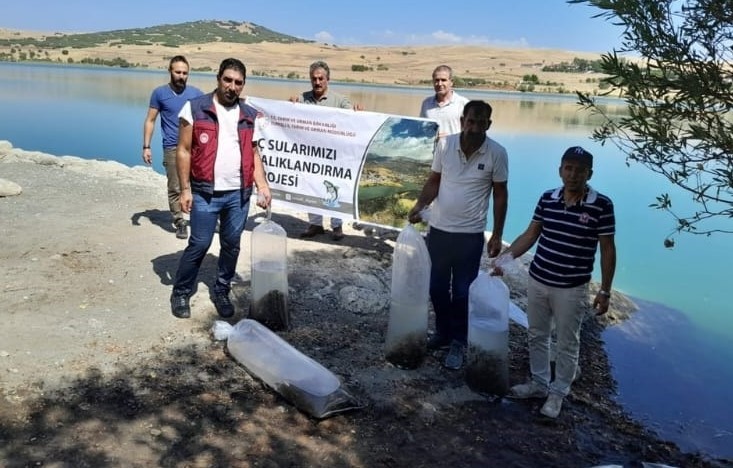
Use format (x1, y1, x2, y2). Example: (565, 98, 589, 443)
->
(331, 226, 344, 240)
(300, 224, 325, 238)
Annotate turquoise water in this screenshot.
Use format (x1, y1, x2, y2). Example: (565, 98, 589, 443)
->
(0, 62, 730, 459)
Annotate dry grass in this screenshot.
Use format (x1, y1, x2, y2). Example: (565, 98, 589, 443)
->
(0, 28, 610, 94)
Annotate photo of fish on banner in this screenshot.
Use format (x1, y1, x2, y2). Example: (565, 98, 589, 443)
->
(321, 180, 340, 208)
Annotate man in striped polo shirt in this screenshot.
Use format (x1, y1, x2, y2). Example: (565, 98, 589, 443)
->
(495, 146, 616, 418)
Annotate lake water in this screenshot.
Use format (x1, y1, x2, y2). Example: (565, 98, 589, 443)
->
(0, 62, 730, 460)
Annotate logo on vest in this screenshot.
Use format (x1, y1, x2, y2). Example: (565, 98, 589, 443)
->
(579, 212, 590, 224)
(199, 133, 210, 144)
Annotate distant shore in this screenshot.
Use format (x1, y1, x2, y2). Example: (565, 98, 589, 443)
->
(0, 27, 610, 94)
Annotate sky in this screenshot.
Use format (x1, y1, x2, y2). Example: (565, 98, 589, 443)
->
(1, 0, 623, 53)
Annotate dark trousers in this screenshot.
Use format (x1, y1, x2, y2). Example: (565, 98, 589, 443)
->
(426, 227, 485, 343)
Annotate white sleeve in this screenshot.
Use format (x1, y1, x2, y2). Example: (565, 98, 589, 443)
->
(178, 101, 193, 125)
(492, 145, 509, 183)
(419, 97, 429, 118)
(431, 138, 447, 173)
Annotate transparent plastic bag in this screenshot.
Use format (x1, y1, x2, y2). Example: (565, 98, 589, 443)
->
(491, 252, 529, 328)
(250, 218, 289, 331)
(211, 320, 233, 341)
(385, 224, 431, 369)
(465, 272, 510, 396)
(226, 319, 361, 418)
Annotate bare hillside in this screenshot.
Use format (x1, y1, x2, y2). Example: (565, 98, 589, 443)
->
(0, 24, 611, 94)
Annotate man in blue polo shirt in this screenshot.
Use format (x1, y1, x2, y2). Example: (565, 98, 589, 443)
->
(495, 146, 616, 419)
(142, 55, 203, 239)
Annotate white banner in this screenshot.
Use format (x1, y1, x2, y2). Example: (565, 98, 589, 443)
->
(247, 97, 438, 228)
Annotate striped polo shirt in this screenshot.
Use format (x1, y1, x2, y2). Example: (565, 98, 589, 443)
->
(528, 185, 615, 288)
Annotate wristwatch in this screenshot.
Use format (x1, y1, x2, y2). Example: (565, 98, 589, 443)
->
(598, 290, 611, 298)
(143, 145, 150, 150)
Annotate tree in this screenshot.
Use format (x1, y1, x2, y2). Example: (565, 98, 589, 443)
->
(569, 0, 733, 244)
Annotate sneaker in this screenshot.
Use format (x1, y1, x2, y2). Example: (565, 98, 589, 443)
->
(507, 381, 549, 399)
(443, 340, 465, 370)
(170, 293, 191, 319)
(540, 394, 564, 418)
(300, 224, 325, 238)
(331, 226, 344, 241)
(426, 333, 451, 351)
(175, 222, 188, 239)
(212, 290, 235, 318)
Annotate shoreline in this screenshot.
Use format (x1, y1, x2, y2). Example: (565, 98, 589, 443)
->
(0, 139, 638, 319)
(0, 59, 595, 97)
(0, 34, 611, 95)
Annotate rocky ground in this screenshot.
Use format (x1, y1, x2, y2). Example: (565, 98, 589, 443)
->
(0, 142, 726, 467)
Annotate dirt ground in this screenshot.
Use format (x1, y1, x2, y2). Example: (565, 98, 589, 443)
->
(0, 144, 725, 467)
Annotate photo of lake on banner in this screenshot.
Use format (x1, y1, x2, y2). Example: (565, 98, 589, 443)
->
(356, 117, 438, 228)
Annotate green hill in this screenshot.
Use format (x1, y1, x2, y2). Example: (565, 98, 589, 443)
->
(0, 20, 312, 49)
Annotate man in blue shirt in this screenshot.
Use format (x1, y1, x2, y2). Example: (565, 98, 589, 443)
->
(142, 55, 203, 239)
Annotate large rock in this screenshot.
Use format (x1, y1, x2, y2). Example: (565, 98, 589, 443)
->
(338, 284, 389, 315)
(0, 140, 13, 155)
(0, 178, 22, 197)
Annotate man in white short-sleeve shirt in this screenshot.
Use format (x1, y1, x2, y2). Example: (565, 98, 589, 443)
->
(419, 65, 469, 138)
(409, 100, 508, 370)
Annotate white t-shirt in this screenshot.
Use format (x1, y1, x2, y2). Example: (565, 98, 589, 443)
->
(419, 91, 469, 136)
(179, 99, 242, 190)
(429, 133, 509, 233)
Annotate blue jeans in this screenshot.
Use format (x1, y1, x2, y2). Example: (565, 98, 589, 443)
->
(426, 227, 485, 343)
(173, 188, 252, 297)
